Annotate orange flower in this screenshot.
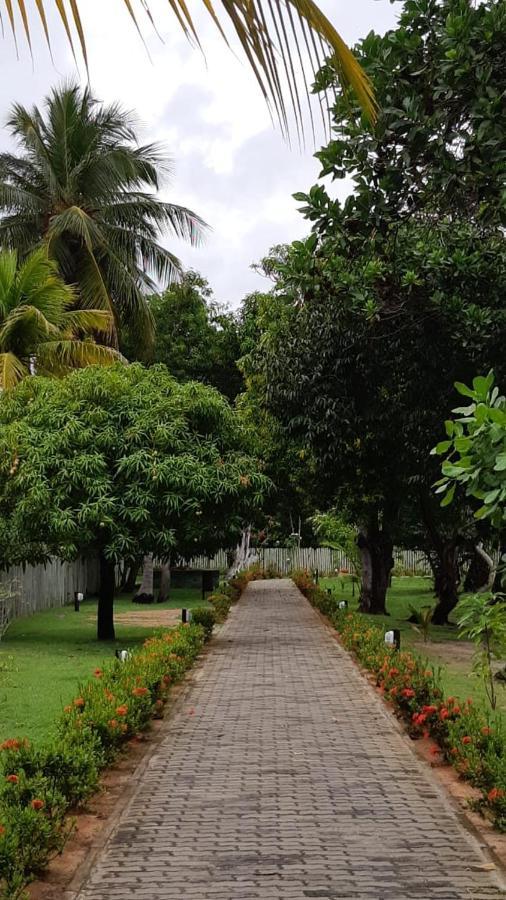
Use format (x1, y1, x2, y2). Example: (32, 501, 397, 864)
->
(0, 825, 5, 836)
(439, 708, 449, 721)
(5, 775, 18, 783)
(132, 687, 148, 697)
(74, 698, 85, 708)
(461, 735, 472, 745)
(94, 669, 103, 678)
(487, 788, 504, 803)
(430, 745, 441, 755)
(451, 705, 461, 715)
(116, 705, 128, 717)
(421, 705, 437, 716)
(450, 747, 459, 756)
(401, 688, 415, 699)
(481, 726, 492, 736)
(424, 670, 433, 678)
(388, 668, 399, 679)
(389, 686, 398, 697)
(0, 739, 21, 751)
(31, 799, 44, 811)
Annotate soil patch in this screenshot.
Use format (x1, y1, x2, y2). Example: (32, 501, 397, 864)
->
(86, 609, 182, 629)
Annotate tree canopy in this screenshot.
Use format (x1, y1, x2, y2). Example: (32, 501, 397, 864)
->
(0, 364, 269, 638)
(131, 272, 244, 401)
(241, 0, 506, 618)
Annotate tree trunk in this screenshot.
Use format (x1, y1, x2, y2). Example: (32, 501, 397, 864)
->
(158, 562, 171, 603)
(431, 541, 460, 625)
(464, 546, 492, 592)
(357, 519, 393, 614)
(226, 526, 258, 577)
(133, 553, 154, 604)
(419, 490, 461, 625)
(98, 551, 116, 640)
(493, 536, 505, 592)
(120, 559, 140, 593)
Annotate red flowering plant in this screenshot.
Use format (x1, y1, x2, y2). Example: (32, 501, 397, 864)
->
(293, 572, 506, 832)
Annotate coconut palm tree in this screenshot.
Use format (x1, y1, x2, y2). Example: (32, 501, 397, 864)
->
(0, 247, 119, 389)
(0, 84, 207, 349)
(0, 1, 376, 131)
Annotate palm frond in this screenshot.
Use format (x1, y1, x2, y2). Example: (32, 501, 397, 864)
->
(0, 0, 376, 132)
(35, 339, 123, 375)
(0, 351, 28, 389)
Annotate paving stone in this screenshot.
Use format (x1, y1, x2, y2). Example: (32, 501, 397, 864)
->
(77, 579, 505, 899)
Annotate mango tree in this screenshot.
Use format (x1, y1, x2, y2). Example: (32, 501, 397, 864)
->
(0, 364, 269, 639)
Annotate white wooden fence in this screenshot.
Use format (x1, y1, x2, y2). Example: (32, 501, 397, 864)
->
(183, 547, 431, 576)
(0, 557, 100, 622)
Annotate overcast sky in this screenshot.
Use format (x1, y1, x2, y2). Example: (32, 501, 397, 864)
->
(0, 0, 399, 306)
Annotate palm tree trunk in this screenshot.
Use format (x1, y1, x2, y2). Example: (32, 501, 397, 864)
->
(133, 553, 154, 604)
(158, 562, 171, 603)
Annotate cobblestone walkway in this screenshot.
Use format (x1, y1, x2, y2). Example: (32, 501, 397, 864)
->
(77, 579, 505, 899)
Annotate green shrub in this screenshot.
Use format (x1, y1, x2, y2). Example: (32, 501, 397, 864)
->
(292, 570, 506, 832)
(207, 592, 231, 623)
(191, 607, 216, 639)
(0, 572, 247, 895)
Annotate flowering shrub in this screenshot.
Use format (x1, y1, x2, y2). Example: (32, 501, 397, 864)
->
(292, 570, 506, 832)
(0, 622, 205, 897)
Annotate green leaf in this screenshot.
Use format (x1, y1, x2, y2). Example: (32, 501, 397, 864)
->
(440, 484, 455, 507)
(434, 439, 451, 454)
(494, 453, 506, 471)
(454, 381, 475, 399)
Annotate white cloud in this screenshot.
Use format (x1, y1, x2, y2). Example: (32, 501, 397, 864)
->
(0, 0, 399, 305)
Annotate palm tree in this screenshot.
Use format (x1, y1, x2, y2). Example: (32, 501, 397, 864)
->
(1, 1, 376, 132)
(0, 247, 119, 389)
(0, 84, 207, 349)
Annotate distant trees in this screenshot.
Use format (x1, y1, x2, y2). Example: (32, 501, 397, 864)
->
(127, 272, 244, 401)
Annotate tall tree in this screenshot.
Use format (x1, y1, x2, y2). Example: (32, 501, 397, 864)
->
(0, 84, 206, 350)
(0, 364, 269, 639)
(251, 0, 506, 617)
(0, 247, 118, 389)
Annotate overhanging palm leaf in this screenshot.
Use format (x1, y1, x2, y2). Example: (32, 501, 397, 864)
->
(0, 0, 376, 131)
(0, 247, 120, 389)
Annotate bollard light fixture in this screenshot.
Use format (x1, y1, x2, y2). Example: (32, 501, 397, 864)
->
(182, 608, 192, 624)
(338, 599, 348, 610)
(74, 591, 84, 612)
(384, 629, 401, 651)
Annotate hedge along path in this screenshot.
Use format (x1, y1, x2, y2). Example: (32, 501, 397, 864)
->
(76, 579, 505, 899)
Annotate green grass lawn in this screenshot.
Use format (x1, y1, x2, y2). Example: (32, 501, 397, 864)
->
(0, 588, 207, 744)
(320, 575, 506, 719)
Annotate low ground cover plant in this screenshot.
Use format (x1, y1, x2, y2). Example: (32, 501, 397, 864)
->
(292, 569, 506, 832)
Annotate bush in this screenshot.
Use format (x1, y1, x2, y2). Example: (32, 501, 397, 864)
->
(0, 569, 252, 895)
(0, 622, 206, 895)
(191, 607, 216, 639)
(207, 592, 232, 623)
(292, 570, 506, 832)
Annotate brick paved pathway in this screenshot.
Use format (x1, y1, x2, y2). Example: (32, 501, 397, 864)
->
(77, 579, 505, 899)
